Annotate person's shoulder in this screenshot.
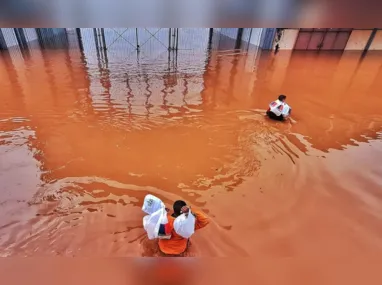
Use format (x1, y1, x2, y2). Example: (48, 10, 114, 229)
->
(167, 214, 176, 222)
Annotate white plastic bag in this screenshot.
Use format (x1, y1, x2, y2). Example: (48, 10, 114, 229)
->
(269, 100, 283, 116)
(269, 100, 291, 118)
(143, 207, 169, 240)
(142, 194, 164, 215)
(174, 212, 196, 238)
(282, 103, 291, 117)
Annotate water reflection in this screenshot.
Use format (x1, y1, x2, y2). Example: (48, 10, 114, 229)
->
(1, 42, 382, 257)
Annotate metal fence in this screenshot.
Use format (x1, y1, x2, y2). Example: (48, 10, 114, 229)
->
(1, 28, 275, 52)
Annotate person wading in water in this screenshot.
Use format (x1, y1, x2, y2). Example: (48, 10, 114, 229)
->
(266, 94, 291, 121)
(158, 200, 209, 256)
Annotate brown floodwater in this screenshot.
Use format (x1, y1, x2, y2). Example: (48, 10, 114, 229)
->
(1, 46, 382, 280)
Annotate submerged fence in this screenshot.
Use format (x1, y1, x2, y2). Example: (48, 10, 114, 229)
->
(0, 28, 276, 52)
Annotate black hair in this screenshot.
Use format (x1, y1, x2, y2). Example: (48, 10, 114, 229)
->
(278, 95, 287, 101)
(173, 200, 187, 216)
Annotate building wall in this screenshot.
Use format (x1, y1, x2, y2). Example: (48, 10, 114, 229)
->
(219, 28, 239, 41)
(24, 29, 38, 42)
(214, 28, 266, 49)
(345, 30, 372, 50)
(273, 29, 299, 50)
(249, 29, 263, 46)
(1, 28, 18, 48)
(369, 30, 382, 50)
(274, 29, 382, 51)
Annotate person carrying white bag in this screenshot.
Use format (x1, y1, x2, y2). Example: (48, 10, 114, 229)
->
(158, 200, 209, 256)
(142, 195, 209, 256)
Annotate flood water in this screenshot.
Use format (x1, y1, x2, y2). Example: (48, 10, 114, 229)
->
(1, 45, 382, 275)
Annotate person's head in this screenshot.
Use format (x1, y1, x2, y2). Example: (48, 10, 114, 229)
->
(173, 200, 187, 216)
(278, 95, 287, 102)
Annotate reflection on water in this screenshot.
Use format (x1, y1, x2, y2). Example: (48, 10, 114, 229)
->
(1, 44, 382, 263)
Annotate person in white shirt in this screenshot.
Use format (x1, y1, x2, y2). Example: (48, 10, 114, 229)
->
(266, 94, 291, 121)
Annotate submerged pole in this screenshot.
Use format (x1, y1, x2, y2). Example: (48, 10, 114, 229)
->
(101, 28, 107, 50)
(0, 29, 7, 50)
(363, 28, 378, 56)
(247, 28, 253, 51)
(208, 28, 213, 48)
(135, 28, 139, 50)
(235, 28, 243, 50)
(172, 28, 176, 50)
(176, 28, 179, 50)
(168, 28, 172, 50)
(76, 28, 84, 51)
(14, 28, 28, 49)
(93, 28, 100, 51)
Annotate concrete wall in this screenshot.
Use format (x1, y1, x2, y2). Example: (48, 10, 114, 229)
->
(369, 30, 382, 50)
(273, 29, 299, 50)
(345, 30, 372, 50)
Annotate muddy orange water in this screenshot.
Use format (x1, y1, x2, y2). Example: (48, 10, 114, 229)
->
(1, 47, 382, 274)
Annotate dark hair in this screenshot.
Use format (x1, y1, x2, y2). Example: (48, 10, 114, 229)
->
(278, 95, 287, 101)
(173, 200, 187, 216)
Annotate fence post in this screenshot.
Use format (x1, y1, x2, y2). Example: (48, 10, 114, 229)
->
(208, 28, 213, 49)
(93, 28, 100, 51)
(172, 29, 176, 50)
(100, 28, 107, 50)
(76, 28, 84, 51)
(235, 28, 243, 49)
(168, 28, 172, 50)
(247, 28, 253, 51)
(35, 28, 44, 48)
(209, 28, 213, 43)
(14, 28, 28, 49)
(0, 29, 7, 50)
(135, 28, 139, 50)
(175, 28, 179, 50)
(363, 28, 378, 56)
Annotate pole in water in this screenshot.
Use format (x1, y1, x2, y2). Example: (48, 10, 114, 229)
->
(176, 28, 179, 50)
(136, 28, 140, 50)
(168, 28, 172, 50)
(247, 28, 253, 51)
(172, 28, 176, 50)
(0, 29, 8, 50)
(235, 28, 243, 50)
(362, 28, 377, 57)
(101, 28, 107, 50)
(208, 28, 213, 50)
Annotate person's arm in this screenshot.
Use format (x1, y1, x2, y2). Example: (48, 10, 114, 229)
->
(181, 206, 209, 230)
(193, 209, 209, 230)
